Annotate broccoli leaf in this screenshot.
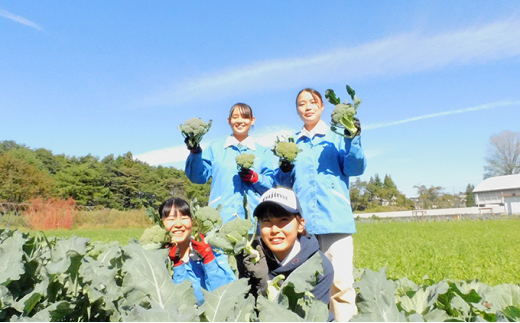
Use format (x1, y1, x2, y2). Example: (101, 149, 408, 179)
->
(200, 278, 252, 322)
(325, 89, 341, 105)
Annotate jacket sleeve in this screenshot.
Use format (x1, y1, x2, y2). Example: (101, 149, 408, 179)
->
(201, 251, 236, 292)
(172, 263, 189, 284)
(273, 167, 295, 188)
(339, 135, 367, 177)
(185, 145, 214, 184)
(252, 148, 275, 194)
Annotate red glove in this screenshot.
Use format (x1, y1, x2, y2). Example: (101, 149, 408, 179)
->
(239, 169, 259, 183)
(168, 243, 183, 267)
(191, 234, 215, 264)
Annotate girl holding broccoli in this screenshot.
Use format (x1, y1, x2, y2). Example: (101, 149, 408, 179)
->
(185, 103, 274, 225)
(159, 197, 235, 305)
(273, 88, 367, 321)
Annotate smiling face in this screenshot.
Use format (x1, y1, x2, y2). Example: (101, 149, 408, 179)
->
(260, 214, 305, 262)
(162, 208, 193, 245)
(296, 90, 324, 130)
(228, 105, 255, 141)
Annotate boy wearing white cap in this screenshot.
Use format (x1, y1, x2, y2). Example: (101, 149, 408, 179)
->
(250, 187, 334, 319)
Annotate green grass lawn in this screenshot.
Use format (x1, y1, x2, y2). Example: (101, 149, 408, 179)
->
(33, 218, 520, 286)
(35, 227, 146, 245)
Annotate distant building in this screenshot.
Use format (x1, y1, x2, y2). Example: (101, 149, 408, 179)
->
(473, 174, 520, 215)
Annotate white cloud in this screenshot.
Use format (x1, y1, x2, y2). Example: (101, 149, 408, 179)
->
(141, 18, 520, 107)
(0, 9, 42, 30)
(364, 100, 520, 130)
(134, 125, 297, 166)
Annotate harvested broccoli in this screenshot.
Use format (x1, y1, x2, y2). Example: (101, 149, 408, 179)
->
(140, 224, 171, 249)
(193, 206, 223, 237)
(271, 136, 302, 166)
(326, 84, 362, 139)
(235, 153, 256, 171)
(178, 117, 212, 148)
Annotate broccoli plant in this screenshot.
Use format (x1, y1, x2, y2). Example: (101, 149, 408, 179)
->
(178, 117, 212, 148)
(235, 153, 256, 172)
(140, 224, 171, 250)
(205, 195, 260, 263)
(141, 207, 173, 249)
(192, 205, 223, 241)
(326, 84, 362, 139)
(271, 136, 302, 166)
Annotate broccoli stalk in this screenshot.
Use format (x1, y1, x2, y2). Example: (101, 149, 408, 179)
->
(271, 136, 302, 166)
(326, 84, 362, 139)
(267, 274, 286, 301)
(235, 153, 256, 172)
(178, 117, 212, 148)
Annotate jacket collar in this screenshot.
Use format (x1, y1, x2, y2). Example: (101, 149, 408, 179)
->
(224, 135, 256, 150)
(296, 120, 328, 140)
(263, 234, 320, 274)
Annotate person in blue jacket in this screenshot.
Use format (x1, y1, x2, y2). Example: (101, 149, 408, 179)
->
(159, 197, 236, 305)
(244, 187, 335, 321)
(274, 88, 367, 321)
(185, 103, 274, 224)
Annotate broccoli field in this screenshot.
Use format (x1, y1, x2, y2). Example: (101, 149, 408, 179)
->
(3, 218, 519, 321)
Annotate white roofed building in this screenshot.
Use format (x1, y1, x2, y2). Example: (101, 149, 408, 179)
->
(473, 174, 520, 215)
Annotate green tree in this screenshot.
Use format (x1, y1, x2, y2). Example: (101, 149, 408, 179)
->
(0, 153, 53, 203)
(465, 184, 475, 207)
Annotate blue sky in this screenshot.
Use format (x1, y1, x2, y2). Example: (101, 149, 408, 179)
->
(2, 1, 519, 197)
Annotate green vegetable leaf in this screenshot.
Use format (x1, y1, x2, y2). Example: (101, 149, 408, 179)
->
(200, 278, 251, 322)
(145, 207, 165, 229)
(325, 89, 341, 105)
(256, 296, 304, 322)
(122, 242, 198, 312)
(351, 267, 406, 322)
(0, 230, 26, 283)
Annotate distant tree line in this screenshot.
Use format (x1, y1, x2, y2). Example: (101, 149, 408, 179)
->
(1, 140, 478, 212)
(0, 140, 210, 210)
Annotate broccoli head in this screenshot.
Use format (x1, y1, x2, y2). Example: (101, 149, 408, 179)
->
(178, 117, 212, 148)
(331, 103, 357, 137)
(235, 153, 256, 171)
(326, 85, 362, 139)
(140, 224, 170, 246)
(272, 141, 301, 165)
(193, 206, 223, 236)
(205, 218, 253, 254)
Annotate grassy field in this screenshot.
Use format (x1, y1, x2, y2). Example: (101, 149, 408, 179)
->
(28, 218, 520, 286)
(354, 218, 520, 286)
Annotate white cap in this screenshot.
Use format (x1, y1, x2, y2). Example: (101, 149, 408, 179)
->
(257, 187, 302, 214)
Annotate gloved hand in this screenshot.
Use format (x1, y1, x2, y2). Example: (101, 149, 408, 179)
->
(168, 243, 183, 267)
(237, 244, 268, 297)
(344, 117, 362, 137)
(279, 160, 294, 173)
(184, 137, 202, 154)
(190, 234, 215, 264)
(239, 169, 259, 183)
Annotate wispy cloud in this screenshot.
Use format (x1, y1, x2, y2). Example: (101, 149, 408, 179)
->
(0, 9, 42, 30)
(142, 18, 520, 107)
(364, 100, 520, 130)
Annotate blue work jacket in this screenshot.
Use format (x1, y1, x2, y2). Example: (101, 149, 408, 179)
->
(274, 123, 366, 234)
(185, 136, 274, 225)
(173, 251, 236, 305)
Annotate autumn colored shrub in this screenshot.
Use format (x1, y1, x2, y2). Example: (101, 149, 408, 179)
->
(24, 197, 76, 230)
